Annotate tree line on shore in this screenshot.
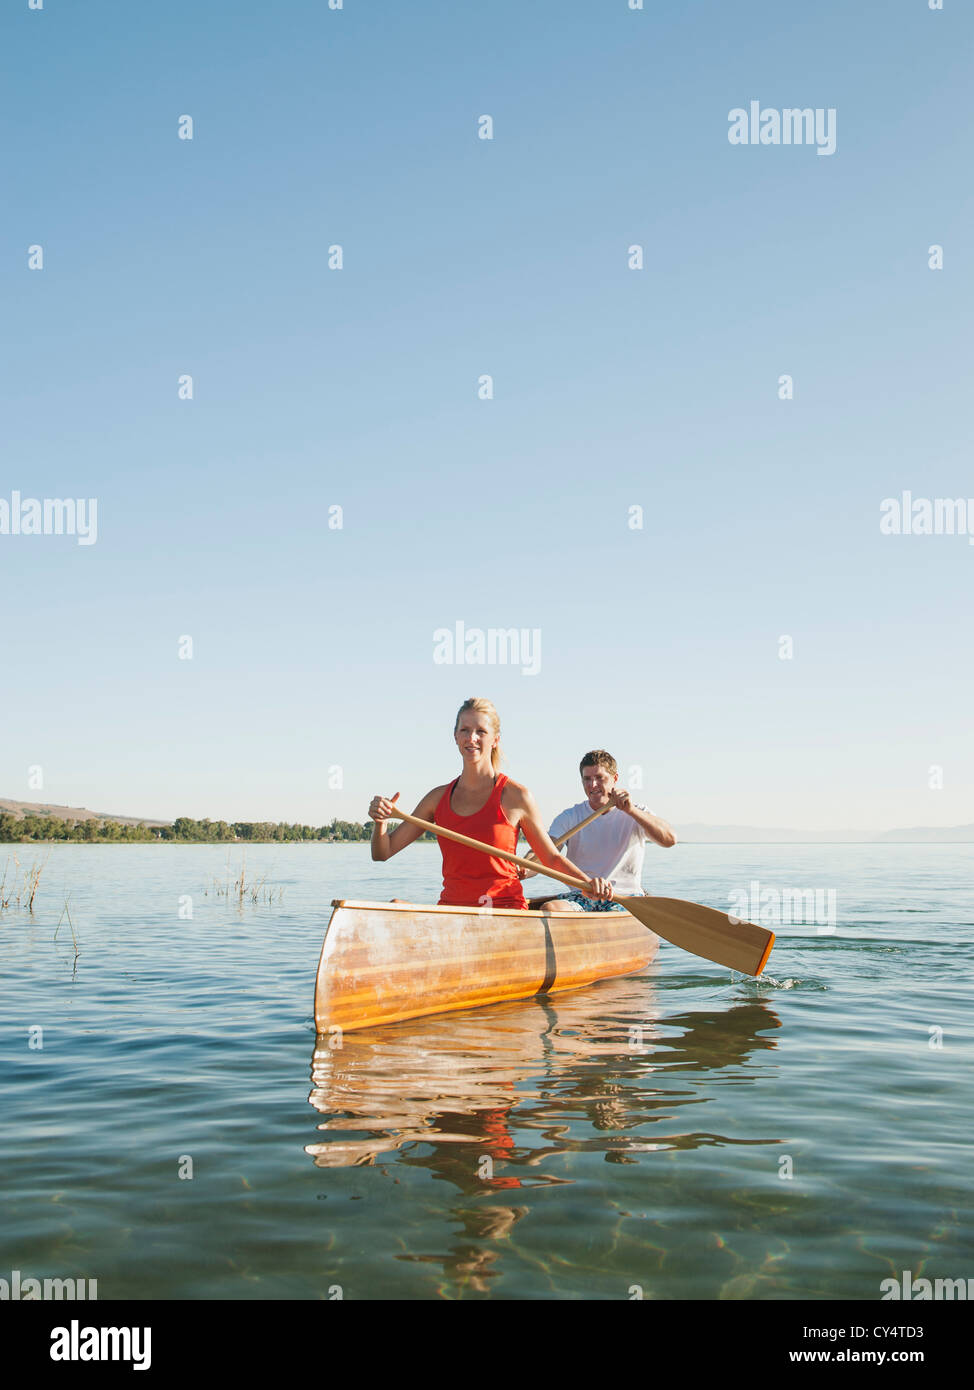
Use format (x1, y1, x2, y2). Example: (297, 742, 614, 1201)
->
(0, 813, 389, 844)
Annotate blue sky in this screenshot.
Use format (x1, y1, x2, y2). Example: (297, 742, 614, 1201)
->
(2, 0, 971, 831)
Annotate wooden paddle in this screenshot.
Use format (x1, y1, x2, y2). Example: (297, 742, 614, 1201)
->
(520, 801, 612, 864)
(387, 805, 775, 976)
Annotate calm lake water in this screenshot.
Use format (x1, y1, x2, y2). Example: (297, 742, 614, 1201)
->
(1, 843, 971, 1301)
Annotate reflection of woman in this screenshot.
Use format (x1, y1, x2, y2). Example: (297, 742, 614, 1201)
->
(369, 697, 611, 910)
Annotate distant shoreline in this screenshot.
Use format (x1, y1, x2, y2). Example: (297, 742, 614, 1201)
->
(2, 803, 972, 846)
(0, 812, 381, 846)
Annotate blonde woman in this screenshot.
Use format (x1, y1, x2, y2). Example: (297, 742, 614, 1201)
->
(369, 698, 611, 910)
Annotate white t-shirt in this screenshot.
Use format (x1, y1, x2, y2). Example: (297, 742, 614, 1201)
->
(549, 801, 654, 897)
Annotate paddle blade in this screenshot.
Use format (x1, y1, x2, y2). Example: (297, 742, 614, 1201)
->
(619, 895, 775, 976)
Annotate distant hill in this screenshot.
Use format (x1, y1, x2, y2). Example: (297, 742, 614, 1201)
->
(877, 824, 974, 843)
(0, 798, 168, 828)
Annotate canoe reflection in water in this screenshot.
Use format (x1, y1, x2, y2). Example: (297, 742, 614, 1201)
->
(306, 974, 783, 1193)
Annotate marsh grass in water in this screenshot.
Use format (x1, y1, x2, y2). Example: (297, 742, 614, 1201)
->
(204, 849, 285, 906)
(53, 895, 80, 961)
(0, 854, 49, 912)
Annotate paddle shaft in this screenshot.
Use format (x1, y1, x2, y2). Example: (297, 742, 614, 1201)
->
(521, 801, 611, 861)
(389, 806, 597, 894)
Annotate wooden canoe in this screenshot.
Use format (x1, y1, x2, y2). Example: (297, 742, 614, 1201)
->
(314, 899, 659, 1034)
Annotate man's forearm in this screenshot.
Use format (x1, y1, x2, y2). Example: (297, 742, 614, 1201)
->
(628, 807, 677, 847)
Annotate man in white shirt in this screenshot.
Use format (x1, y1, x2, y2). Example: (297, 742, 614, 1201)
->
(533, 749, 677, 911)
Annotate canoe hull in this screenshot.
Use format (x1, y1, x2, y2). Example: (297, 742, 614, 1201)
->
(314, 899, 659, 1033)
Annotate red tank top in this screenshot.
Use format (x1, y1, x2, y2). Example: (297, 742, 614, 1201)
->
(433, 774, 526, 910)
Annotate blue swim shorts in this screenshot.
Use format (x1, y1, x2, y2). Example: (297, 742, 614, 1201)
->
(551, 890, 627, 914)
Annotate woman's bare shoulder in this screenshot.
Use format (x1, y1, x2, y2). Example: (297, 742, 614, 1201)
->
(500, 777, 533, 805)
(416, 783, 451, 813)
